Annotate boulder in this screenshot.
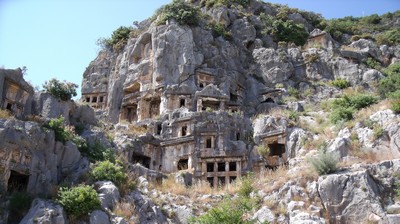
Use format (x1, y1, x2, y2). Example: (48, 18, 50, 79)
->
(89, 210, 111, 224)
(252, 206, 275, 223)
(95, 181, 121, 211)
(20, 199, 67, 224)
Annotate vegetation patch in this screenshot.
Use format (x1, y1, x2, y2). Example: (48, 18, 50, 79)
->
(329, 94, 378, 124)
(57, 185, 100, 217)
(8, 192, 33, 223)
(200, 0, 250, 9)
(42, 78, 78, 101)
(155, 0, 200, 26)
(91, 160, 127, 187)
(308, 149, 339, 175)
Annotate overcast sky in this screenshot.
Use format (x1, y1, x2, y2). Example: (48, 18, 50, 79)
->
(0, 0, 398, 97)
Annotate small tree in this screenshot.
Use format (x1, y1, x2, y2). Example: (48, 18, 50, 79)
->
(43, 78, 78, 101)
(57, 185, 100, 217)
(308, 149, 338, 175)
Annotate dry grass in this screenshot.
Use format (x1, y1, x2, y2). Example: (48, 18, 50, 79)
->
(152, 174, 243, 200)
(25, 115, 44, 124)
(113, 201, 136, 223)
(354, 99, 392, 123)
(0, 109, 13, 119)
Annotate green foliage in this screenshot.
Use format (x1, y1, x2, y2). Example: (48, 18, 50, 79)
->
(389, 90, 400, 114)
(256, 144, 270, 158)
(324, 17, 357, 40)
(57, 185, 101, 217)
(260, 13, 309, 46)
(361, 14, 381, 24)
(330, 107, 355, 124)
(330, 78, 350, 89)
(238, 174, 254, 198)
(156, 0, 200, 26)
(373, 125, 384, 140)
(378, 63, 400, 98)
(208, 22, 232, 40)
(97, 26, 133, 52)
(308, 149, 338, 175)
(43, 117, 88, 153)
(42, 78, 78, 101)
(376, 28, 400, 46)
(287, 86, 299, 99)
(81, 140, 115, 163)
(329, 94, 377, 124)
(200, 0, 249, 9)
(365, 57, 381, 70)
(8, 192, 33, 223)
(44, 116, 74, 143)
(91, 160, 126, 185)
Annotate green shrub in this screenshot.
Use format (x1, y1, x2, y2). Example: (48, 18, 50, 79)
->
(260, 14, 309, 46)
(91, 160, 126, 185)
(308, 149, 338, 175)
(330, 107, 354, 124)
(44, 116, 74, 143)
(238, 174, 253, 198)
(378, 63, 400, 98)
(43, 117, 88, 152)
(97, 26, 133, 52)
(8, 192, 33, 223)
(389, 90, 400, 114)
(256, 144, 270, 158)
(373, 125, 384, 140)
(208, 22, 232, 40)
(361, 14, 381, 24)
(376, 28, 400, 46)
(200, 0, 249, 9)
(287, 87, 299, 99)
(83, 140, 115, 163)
(42, 78, 78, 101)
(365, 57, 381, 70)
(190, 196, 253, 224)
(324, 17, 357, 40)
(156, 0, 200, 26)
(57, 185, 101, 217)
(330, 78, 350, 89)
(330, 94, 377, 124)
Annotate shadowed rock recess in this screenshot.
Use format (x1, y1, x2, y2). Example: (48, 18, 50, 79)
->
(1, 0, 400, 223)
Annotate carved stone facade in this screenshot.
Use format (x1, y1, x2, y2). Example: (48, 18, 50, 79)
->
(81, 30, 287, 186)
(0, 68, 34, 118)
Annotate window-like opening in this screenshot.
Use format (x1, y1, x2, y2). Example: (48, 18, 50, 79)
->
(229, 162, 237, 171)
(230, 93, 238, 102)
(92, 96, 97, 103)
(8, 170, 29, 193)
(125, 104, 138, 123)
(180, 98, 185, 107)
(207, 163, 214, 172)
(149, 98, 161, 118)
(217, 162, 225, 172)
(207, 177, 214, 187)
(206, 137, 212, 148)
(86, 97, 90, 102)
(99, 96, 104, 103)
(218, 176, 225, 186)
(6, 103, 12, 111)
(236, 132, 240, 141)
(229, 176, 237, 183)
(202, 100, 219, 111)
(268, 143, 286, 157)
(265, 98, 274, 103)
(181, 126, 187, 136)
(157, 124, 162, 135)
(131, 153, 151, 169)
(177, 159, 189, 170)
(199, 83, 204, 88)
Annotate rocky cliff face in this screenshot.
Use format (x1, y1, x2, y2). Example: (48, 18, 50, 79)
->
(1, 0, 400, 223)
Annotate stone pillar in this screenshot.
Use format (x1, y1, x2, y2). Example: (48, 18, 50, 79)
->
(237, 161, 241, 177)
(219, 101, 225, 111)
(197, 98, 202, 112)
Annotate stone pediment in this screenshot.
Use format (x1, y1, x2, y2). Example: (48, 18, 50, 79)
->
(164, 84, 193, 95)
(195, 84, 228, 100)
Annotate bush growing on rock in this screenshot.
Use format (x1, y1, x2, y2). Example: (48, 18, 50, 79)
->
(91, 160, 126, 185)
(330, 78, 350, 89)
(56, 185, 100, 217)
(97, 26, 133, 52)
(308, 149, 338, 175)
(200, 0, 249, 8)
(42, 78, 78, 101)
(156, 0, 200, 26)
(329, 94, 378, 123)
(378, 63, 400, 98)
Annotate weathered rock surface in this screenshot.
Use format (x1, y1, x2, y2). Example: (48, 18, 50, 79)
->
(95, 181, 121, 211)
(90, 210, 111, 224)
(20, 199, 67, 224)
